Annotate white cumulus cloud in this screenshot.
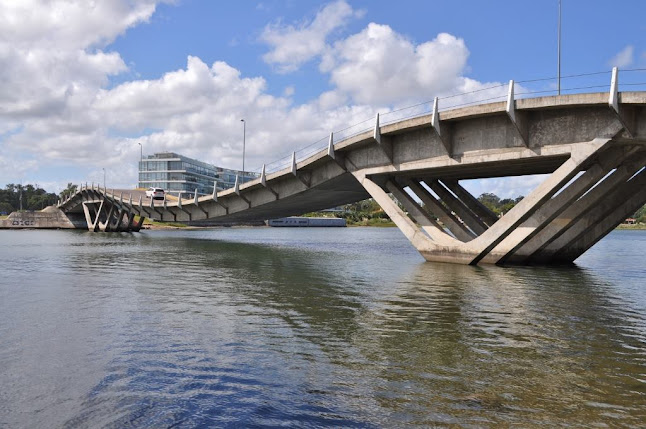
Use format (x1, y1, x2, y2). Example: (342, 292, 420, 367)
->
(260, 0, 362, 73)
(322, 24, 471, 105)
(608, 45, 634, 68)
(1, 0, 509, 192)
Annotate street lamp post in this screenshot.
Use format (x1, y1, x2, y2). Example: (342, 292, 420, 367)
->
(137, 142, 143, 190)
(557, 0, 561, 95)
(102, 168, 106, 189)
(240, 119, 246, 177)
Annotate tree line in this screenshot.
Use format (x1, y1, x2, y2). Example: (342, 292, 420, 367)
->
(633, 205, 646, 223)
(478, 192, 646, 223)
(477, 193, 524, 216)
(0, 183, 78, 214)
(336, 192, 646, 224)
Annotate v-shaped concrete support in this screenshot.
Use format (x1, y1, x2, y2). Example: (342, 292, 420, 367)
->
(353, 137, 620, 265)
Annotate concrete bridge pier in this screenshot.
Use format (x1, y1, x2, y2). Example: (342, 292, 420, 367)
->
(354, 139, 646, 265)
(504, 152, 646, 264)
(81, 190, 144, 232)
(530, 164, 646, 264)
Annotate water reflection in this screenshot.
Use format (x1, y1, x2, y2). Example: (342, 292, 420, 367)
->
(356, 262, 646, 426)
(0, 229, 644, 427)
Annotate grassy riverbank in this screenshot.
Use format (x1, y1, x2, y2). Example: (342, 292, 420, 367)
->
(134, 215, 644, 231)
(616, 223, 646, 230)
(347, 218, 396, 227)
(136, 216, 191, 229)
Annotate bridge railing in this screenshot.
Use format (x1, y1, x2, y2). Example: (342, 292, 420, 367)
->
(250, 68, 646, 176)
(64, 69, 646, 186)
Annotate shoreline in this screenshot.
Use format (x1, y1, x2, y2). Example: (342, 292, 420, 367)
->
(615, 224, 646, 230)
(144, 221, 646, 231)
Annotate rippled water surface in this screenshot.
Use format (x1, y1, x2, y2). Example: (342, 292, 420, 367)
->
(1, 227, 645, 427)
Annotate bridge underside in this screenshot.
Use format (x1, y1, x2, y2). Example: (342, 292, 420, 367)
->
(58, 90, 646, 265)
(80, 196, 144, 232)
(359, 143, 646, 265)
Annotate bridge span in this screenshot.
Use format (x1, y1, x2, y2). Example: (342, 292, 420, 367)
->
(58, 73, 646, 265)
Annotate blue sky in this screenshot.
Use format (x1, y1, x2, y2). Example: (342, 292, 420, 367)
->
(0, 0, 644, 197)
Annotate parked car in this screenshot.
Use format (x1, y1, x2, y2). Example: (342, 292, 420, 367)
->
(145, 187, 165, 200)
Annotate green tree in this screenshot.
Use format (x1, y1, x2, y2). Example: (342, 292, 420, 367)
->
(477, 193, 524, 216)
(59, 183, 78, 200)
(633, 204, 646, 223)
(478, 193, 501, 214)
(0, 201, 13, 215)
(0, 183, 58, 213)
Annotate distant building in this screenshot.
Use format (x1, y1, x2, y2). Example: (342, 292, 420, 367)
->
(138, 152, 258, 196)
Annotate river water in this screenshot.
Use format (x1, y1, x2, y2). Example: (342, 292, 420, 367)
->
(0, 227, 645, 427)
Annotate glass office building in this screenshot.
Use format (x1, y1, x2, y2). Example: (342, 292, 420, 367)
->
(138, 152, 258, 196)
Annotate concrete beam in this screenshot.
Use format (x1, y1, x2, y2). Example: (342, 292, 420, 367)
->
(431, 97, 452, 155)
(511, 151, 646, 263)
(135, 195, 143, 216)
(327, 132, 347, 171)
(387, 179, 460, 246)
(424, 179, 488, 236)
(291, 152, 297, 176)
(194, 189, 209, 216)
(82, 201, 101, 232)
(532, 166, 646, 263)
(99, 202, 116, 232)
(403, 178, 476, 242)
(112, 207, 126, 231)
(176, 193, 192, 221)
(553, 169, 646, 263)
(234, 176, 252, 208)
(442, 179, 499, 227)
(353, 173, 434, 252)
(609, 67, 635, 138)
(165, 206, 178, 222)
(290, 151, 312, 187)
(374, 113, 393, 162)
(126, 211, 135, 230)
(466, 138, 611, 264)
(260, 165, 279, 199)
(133, 214, 145, 232)
(506, 80, 529, 147)
(487, 159, 617, 264)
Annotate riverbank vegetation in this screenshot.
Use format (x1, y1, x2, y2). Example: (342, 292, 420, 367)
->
(303, 199, 395, 227)
(631, 204, 646, 224)
(0, 184, 59, 214)
(135, 216, 190, 229)
(304, 192, 646, 229)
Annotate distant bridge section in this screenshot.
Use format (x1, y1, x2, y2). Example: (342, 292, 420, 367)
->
(58, 68, 646, 265)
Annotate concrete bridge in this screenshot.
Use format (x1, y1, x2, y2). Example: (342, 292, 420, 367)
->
(57, 69, 646, 265)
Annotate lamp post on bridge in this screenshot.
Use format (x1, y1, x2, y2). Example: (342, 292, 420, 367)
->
(240, 119, 246, 178)
(137, 142, 143, 190)
(557, 0, 561, 95)
(102, 168, 106, 189)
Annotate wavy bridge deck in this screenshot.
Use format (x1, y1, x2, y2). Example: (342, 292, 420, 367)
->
(58, 76, 646, 265)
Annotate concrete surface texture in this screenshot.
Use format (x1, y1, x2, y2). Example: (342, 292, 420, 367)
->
(57, 84, 646, 265)
(0, 208, 85, 229)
